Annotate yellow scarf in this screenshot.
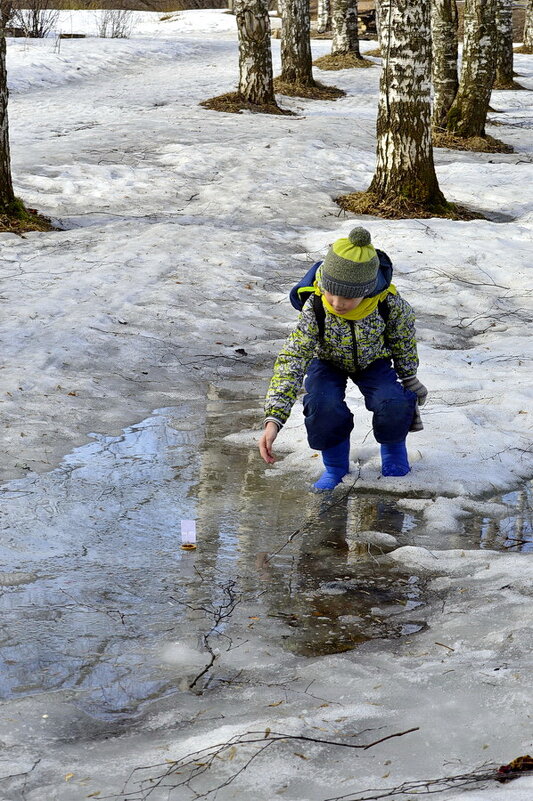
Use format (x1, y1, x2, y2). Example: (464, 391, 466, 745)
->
(314, 280, 397, 321)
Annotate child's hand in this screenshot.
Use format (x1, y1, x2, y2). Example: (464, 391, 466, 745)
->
(259, 422, 279, 464)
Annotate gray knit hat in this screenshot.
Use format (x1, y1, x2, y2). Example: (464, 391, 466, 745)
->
(320, 227, 380, 298)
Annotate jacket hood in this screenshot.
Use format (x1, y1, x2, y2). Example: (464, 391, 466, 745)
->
(371, 249, 393, 297)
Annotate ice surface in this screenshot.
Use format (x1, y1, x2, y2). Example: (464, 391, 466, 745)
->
(0, 10, 532, 801)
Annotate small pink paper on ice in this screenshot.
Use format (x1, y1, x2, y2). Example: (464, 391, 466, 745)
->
(181, 520, 197, 545)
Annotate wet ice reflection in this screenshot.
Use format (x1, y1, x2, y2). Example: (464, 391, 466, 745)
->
(261, 494, 427, 657)
(0, 389, 530, 727)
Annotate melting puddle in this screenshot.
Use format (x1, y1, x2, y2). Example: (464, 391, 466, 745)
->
(0, 388, 531, 726)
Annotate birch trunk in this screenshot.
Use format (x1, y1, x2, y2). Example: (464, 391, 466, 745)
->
(280, 0, 314, 85)
(369, 0, 445, 207)
(444, 0, 496, 137)
(316, 0, 331, 33)
(235, 0, 277, 105)
(431, 0, 458, 128)
(375, 0, 381, 44)
(0, 32, 15, 209)
(331, 0, 361, 57)
(522, 0, 533, 51)
(494, 0, 514, 87)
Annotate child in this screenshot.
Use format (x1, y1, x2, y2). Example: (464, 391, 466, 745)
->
(258, 227, 427, 491)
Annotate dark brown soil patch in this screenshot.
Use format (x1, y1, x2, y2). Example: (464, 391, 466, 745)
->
(513, 45, 533, 55)
(199, 92, 293, 116)
(273, 77, 346, 99)
(336, 190, 483, 221)
(433, 131, 514, 153)
(313, 53, 374, 70)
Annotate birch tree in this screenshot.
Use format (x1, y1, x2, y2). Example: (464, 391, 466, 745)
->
(279, 0, 314, 86)
(444, 0, 497, 138)
(331, 0, 361, 57)
(431, 0, 458, 129)
(316, 0, 331, 33)
(0, 30, 15, 211)
(367, 0, 446, 210)
(518, 0, 533, 52)
(375, 0, 381, 43)
(235, 0, 277, 106)
(494, 0, 515, 88)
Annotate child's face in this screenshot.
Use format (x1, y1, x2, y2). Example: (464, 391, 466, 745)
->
(323, 291, 363, 314)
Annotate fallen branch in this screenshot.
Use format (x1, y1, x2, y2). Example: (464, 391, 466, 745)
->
(323, 755, 533, 800)
(116, 726, 420, 801)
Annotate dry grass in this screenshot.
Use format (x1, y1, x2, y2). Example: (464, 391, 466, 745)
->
(364, 47, 381, 57)
(336, 190, 483, 221)
(0, 207, 55, 235)
(313, 52, 374, 70)
(433, 130, 514, 153)
(513, 45, 533, 55)
(273, 77, 345, 100)
(310, 30, 334, 39)
(199, 92, 293, 116)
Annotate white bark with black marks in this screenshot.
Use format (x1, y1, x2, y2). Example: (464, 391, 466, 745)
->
(280, 0, 314, 84)
(494, 0, 514, 86)
(0, 32, 14, 208)
(235, 0, 276, 105)
(375, 0, 382, 45)
(369, 0, 445, 206)
(431, 0, 458, 128)
(316, 0, 331, 33)
(445, 0, 496, 137)
(523, 0, 533, 50)
(331, 0, 361, 57)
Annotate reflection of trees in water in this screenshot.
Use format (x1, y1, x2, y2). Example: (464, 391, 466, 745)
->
(185, 386, 532, 674)
(191, 389, 429, 662)
(477, 484, 532, 553)
(262, 494, 427, 656)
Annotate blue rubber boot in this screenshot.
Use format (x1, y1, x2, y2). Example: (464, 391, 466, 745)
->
(381, 440, 410, 477)
(313, 439, 350, 492)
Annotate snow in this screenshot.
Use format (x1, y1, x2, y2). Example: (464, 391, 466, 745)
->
(0, 10, 532, 801)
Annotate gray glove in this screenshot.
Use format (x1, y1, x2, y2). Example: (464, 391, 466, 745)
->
(402, 376, 428, 406)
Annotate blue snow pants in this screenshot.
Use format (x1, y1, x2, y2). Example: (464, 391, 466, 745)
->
(303, 358, 417, 451)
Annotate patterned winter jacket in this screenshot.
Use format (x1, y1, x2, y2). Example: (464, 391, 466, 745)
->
(265, 291, 419, 426)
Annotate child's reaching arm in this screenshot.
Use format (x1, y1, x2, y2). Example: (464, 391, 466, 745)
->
(259, 305, 319, 463)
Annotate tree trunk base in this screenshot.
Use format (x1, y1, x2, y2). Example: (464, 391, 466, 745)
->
(336, 190, 482, 221)
(199, 92, 293, 116)
(312, 53, 374, 70)
(273, 76, 346, 99)
(492, 77, 528, 90)
(0, 199, 55, 235)
(433, 130, 513, 153)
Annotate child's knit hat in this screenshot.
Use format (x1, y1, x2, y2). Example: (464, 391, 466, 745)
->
(320, 227, 379, 298)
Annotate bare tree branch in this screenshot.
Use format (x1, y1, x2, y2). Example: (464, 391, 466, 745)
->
(114, 727, 420, 801)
